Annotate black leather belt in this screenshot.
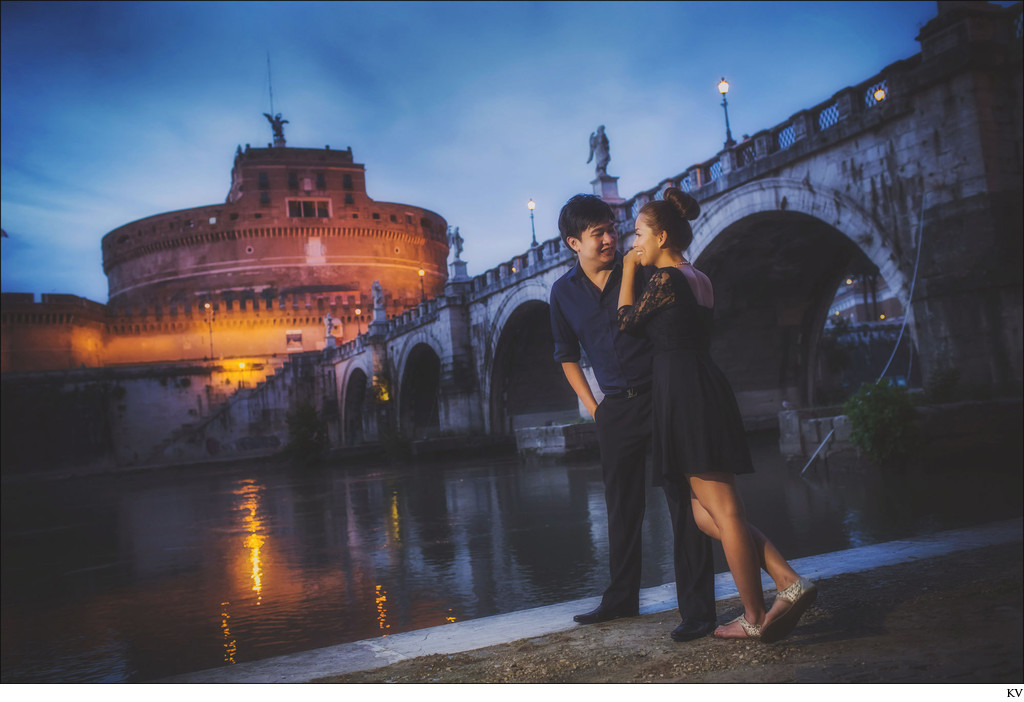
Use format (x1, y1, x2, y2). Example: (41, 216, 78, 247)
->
(604, 382, 652, 400)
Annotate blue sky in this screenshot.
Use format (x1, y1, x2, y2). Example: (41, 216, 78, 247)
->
(0, 1, 977, 303)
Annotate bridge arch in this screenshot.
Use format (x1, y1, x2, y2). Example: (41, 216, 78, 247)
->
(692, 178, 909, 302)
(486, 282, 578, 436)
(339, 359, 373, 446)
(392, 331, 446, 440)
(685, 178, 914, 414)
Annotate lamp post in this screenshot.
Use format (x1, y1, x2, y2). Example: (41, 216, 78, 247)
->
(718, 77, 736, 148)
(203, 302, 215, 360)
(354, 308, 362, 335)
(418, 268, 426, 303)
(528, 199, 537, 247)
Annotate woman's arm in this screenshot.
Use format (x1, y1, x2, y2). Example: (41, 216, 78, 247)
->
(618, 269, 676, 332)
(617, 249, 641, 311)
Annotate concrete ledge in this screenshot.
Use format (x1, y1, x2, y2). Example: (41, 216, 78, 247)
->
(159, 517, 1022, 684)
(514, 422, 598, 458)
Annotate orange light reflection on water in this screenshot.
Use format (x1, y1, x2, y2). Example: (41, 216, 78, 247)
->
(221, 601, 237, 664)
(233, 479, 266, 604)
(376, 585, 390, 634)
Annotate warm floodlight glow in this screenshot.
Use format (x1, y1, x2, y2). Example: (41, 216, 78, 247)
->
(718, 77, 729, 94)
(418, 268, 425, 277)
(528, 199, 535, 211)
(239, 362, 245, 369)
(874, 87, 887, 102)
(846, 278, 854, 285)
(879, 314, 886, 320)
(204, 302, 211, 310)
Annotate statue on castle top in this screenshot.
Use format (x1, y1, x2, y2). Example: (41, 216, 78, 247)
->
(263, 112, 288, 146)
(448, 226, 464, 261)
(372, 280, 385, 318)
(587, 125, 610, 177)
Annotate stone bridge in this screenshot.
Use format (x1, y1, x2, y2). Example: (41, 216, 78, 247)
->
(326, 2, 1022, 446)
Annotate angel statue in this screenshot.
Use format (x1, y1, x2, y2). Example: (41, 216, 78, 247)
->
(263, 112, 288, 143)
(587, 125, 610, 177)
(447, 226, 464, 261)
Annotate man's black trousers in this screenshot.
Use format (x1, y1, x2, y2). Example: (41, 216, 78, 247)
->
(593, 390, 716, 623)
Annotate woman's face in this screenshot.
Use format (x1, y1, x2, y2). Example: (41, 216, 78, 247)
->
(632, 214, 664, 266)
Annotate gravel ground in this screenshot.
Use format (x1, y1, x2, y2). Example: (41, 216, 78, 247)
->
(314, 541, 1022, 684)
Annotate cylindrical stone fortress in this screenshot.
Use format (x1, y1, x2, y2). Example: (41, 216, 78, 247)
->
(102, 144, 448, 315)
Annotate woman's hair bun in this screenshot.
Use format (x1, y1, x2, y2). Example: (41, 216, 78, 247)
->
(664, 187, 700, 221)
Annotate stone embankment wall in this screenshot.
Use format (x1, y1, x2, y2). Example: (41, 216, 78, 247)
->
(0, 356, 313, 476)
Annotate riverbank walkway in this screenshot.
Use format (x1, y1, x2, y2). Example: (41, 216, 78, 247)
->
(161, 517, 1022, 684)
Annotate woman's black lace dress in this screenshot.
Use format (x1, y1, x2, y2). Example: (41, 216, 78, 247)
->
(618, 266, 753, 484)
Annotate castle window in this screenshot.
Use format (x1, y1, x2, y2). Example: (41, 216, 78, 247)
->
(343, 174, 353, 190)
(209, 217, 217, 225)
(260, 191, 270, 205)
(258, 172, 269, 189)
(230, 212, 239, 220)
(372, 213, 380, 220)
(390, 214, 397, 223)
(344, 193, 354, 205)
(316, 173, 326, 190)
(406, 214, 413, 224)
(288, 199, 331, 218)
(288, 172, 299, 189)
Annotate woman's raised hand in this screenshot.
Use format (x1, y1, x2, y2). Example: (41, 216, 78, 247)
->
(623, 248, 642, 271)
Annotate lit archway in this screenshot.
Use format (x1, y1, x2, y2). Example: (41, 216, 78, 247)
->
(343, 368, 368, 446)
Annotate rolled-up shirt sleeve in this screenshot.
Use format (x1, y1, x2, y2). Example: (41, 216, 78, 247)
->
(550, 284, 580, 363)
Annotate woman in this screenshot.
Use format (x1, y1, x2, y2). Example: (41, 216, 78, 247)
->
(617, 187, 816, 642)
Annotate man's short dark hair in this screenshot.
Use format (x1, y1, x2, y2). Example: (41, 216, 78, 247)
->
(558, 194, 615, 250)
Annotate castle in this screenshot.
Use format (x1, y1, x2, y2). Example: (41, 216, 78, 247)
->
(1, 121, 449, 374)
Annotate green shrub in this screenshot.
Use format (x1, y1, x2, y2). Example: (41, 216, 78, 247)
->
(843, 379, 920, 464)
(286, 402, 325, 464)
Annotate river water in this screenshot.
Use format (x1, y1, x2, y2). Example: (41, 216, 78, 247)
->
(1, 431, 1019, 682)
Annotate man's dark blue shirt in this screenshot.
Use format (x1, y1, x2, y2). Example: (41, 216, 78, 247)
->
(549, 254, 653, 396)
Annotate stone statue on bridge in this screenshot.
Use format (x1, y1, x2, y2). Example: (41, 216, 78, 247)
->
(323, 313, 336, 338)
(448, 226, 464, 261)
(587, 125, 610, 177)
(372, 280, 385, 318)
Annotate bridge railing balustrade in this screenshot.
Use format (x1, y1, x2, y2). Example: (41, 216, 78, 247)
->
(817, 102, 841, 131)
(864, 79, 888, 108)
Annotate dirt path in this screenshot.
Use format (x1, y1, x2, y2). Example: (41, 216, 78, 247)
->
(314, 541, 1022, 684)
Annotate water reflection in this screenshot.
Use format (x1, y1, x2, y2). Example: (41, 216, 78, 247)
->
(1, 432, 1019, 683)
(233, 479, 266, 604)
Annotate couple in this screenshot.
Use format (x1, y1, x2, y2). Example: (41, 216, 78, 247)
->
(549, 190, 816, 643)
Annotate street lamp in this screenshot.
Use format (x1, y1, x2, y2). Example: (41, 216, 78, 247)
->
(203, 301, 215, 360)
(418, 268, 426, 303)
(528, 199, 538, 247)
(718, 77, 736, 148)
(354, 308, 362, 335)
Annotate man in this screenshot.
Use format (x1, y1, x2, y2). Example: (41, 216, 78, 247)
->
(548, 194, 716, 642)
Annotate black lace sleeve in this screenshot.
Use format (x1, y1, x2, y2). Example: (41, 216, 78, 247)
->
(618, 269, 677, 333)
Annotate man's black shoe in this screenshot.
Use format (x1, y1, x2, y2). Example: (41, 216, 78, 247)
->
(670, 619, 716, 642)
(573, 604, 639, 625)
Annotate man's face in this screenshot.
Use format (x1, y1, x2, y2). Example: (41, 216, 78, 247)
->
(568, 220, 617, 268)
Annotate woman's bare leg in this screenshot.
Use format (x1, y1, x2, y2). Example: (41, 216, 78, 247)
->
(689, 490, 800, 592)
(687, 472, 765, 637)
